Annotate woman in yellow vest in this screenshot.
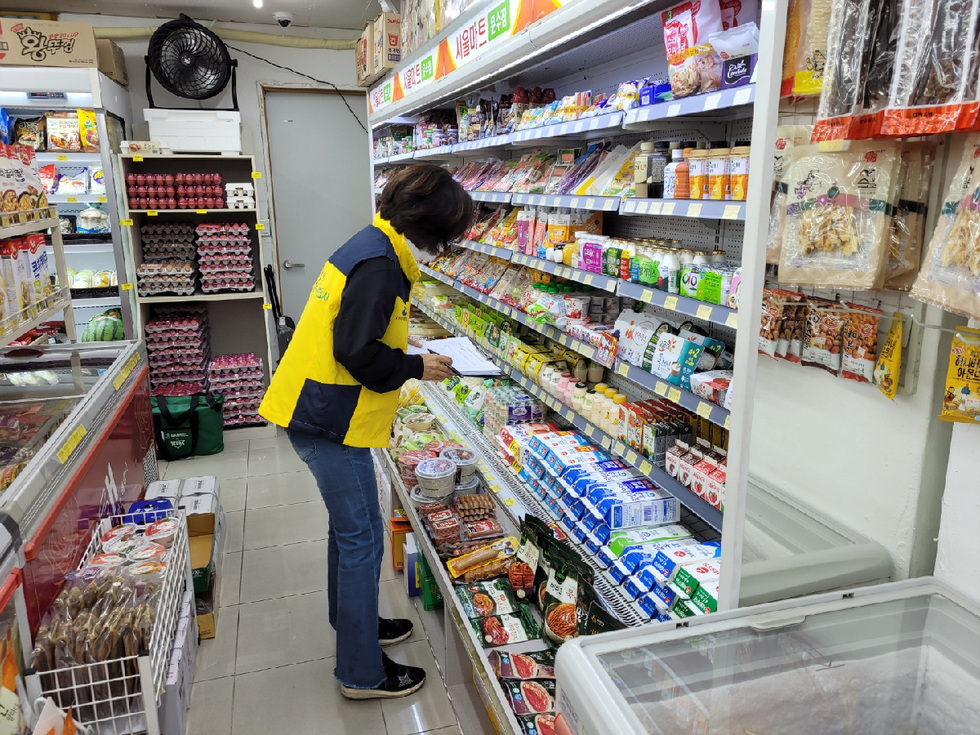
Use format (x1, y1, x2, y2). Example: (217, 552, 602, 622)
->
(259, 164, 472, 699)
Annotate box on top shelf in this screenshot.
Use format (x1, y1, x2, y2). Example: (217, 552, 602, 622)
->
(144, 109, 243, 155)
(96, 38, 128, 86)
(356, 21, 375, 87)
(0, 17, 98, 68)
(373, 12, 401, 74)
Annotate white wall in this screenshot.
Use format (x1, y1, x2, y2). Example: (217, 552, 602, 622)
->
(748, 307, 954, 580)
(934, 423, 980, 601)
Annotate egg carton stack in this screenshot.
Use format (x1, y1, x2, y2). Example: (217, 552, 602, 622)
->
(209, 353, 265, 427)
(137, 223, 198, 297)
(225, 182, 255, 210)
(196, 223, 255, 293)
(145, 306, 212, 397)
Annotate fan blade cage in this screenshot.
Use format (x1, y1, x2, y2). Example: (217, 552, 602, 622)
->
(148, 18, 233, 101)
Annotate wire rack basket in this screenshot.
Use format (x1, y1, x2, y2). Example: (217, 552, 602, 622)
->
(27, 510, 192, 735)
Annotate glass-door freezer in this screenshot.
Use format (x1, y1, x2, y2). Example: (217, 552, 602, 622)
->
(554, 578, 980, 734)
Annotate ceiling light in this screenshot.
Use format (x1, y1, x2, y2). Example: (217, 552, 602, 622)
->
(253, 0, 263, 7)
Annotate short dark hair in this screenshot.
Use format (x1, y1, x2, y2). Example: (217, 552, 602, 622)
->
(379, 163, 473, 255)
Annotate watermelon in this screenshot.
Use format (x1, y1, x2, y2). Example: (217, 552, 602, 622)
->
(82, 314, 125, 342)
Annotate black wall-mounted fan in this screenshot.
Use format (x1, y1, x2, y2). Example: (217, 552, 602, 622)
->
(145, 14, 239, 110)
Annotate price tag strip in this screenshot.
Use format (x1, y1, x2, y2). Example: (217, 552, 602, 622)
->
(57, 425, 87, 464)
(112, 353, 141, 391)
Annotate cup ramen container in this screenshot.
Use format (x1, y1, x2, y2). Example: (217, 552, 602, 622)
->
(415, 457, 458, 499)
(440, 446, 478, 482)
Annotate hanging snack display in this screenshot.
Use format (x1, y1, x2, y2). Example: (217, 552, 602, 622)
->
(938, 327, 980, 423)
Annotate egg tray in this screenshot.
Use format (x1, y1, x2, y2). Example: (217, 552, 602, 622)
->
(144, 317, 207, 334)
(138, 283, 197, 298)
(200, 280, 255, 294)
(137, 260, 196, 275)
(210, 354, 263, 371)
(151, 381, 209, 397)
(141, 224, 196, 237)
(199, 264, 253, 277)
(196, 242, 251, 257)
(196, 222, 250, 235)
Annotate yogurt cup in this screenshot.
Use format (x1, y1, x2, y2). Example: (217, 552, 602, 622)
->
(415, 457, 457, 499)
(440, 447, 479, 482)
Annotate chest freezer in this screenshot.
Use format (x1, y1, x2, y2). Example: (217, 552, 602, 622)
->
(555, 578, 980, 735)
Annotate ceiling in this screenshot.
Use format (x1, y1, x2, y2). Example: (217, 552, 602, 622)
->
(9, 0, 382, 30)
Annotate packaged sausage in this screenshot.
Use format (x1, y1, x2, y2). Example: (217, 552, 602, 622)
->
(881, 0, 980, 136)
(910, 134, 980, 321)
(793, 0, 833, 97)
(874, 312, 903, 399)
(938, 328, 980, 423)
(508, 518, 541, 600)
(779, 143, 899, 290)
(801, 297, 845, 375)
(812, 0, 874, 141)
(446, 536, 518, 579)
(840, 303, 882, 383)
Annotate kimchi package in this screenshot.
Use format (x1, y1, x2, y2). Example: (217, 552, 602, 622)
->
(779, 142, 900, 290)
(881, 0, 980, 136)
(910, 134, 980, 320)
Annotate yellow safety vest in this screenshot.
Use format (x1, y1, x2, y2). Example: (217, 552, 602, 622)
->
(258, 214, 420, 447)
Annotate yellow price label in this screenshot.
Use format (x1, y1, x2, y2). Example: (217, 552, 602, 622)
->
(196, 209, 208, 214)
(723, 204, 741, 220)
(668, 387, 682, 403)
(585, 424, 596, 438)
(559, 334, 569, 346)
(654, 382, 668, 397)
(504, 497, 516, 506)
(649, 201, 663, 215)
(617, 362, 629, 377)
(641, 289, 654, 303)
(585, 273, 594, 285)
(133, 154, 143, 162)
(626, 449, 639, 464)
(600, 436, 612, 450)
(57, 154, 69, 162)
(817, 139, 847, 152)
(489, 484, 500, 494)
(120, 282, 133, 290)
(112, 353, 141, 391)
(147, 210, 158, 216)
(664, 296, 678, 310)
(662, 202, 676, 216)
(66, 196, 78, 203)
(724, 415, 731, 430)
(687, 202, 703, 218)
(256, 223, 266, 231)
(639, 460, 653, 475)
(696, 304, 713, 320)
(97, 195, 107, 203)
(262, 303, 272, 309)
(252, 171, 263, 178)
(726, 312, 738, 328)
(696, 402, 713, 419)
(120, 218, 133, 226)
(57, 424, 87, 464)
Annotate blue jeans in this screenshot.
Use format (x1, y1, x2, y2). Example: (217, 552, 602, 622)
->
(287, 428, 386, 689)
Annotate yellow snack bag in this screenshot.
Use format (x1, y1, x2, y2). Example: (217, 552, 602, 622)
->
(874, 312, 903, 400)
(939, 328, 980, 423)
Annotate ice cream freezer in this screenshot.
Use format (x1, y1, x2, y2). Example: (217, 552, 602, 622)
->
(555, 577, 980, 734)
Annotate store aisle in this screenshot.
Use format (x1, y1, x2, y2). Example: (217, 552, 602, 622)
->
(161, 431, 462, 735)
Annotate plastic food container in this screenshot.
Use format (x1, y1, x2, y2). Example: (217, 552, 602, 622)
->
(415, 457, 457, 498)
(402, 412, 435, 432)
(441, 447, 479, 482)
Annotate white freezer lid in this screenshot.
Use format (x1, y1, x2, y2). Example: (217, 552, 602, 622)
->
(555, 578, 980, 735)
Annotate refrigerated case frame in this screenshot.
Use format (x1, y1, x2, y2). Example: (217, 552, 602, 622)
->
(0, 67, 136, 340)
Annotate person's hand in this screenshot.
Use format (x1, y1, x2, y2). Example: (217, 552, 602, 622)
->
(421, 353, 454, 381)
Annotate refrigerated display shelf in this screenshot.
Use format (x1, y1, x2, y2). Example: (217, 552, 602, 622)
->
(470, 191, 512, 204)
(619, 198, 747, 220)
(614, 360, 730, 429)
(413, 145, 457, 159)
(0, 289, 72, 349)
(617, 281, 738, 329)
(623, 85, 756, 126)
(511, 111, 626, 143)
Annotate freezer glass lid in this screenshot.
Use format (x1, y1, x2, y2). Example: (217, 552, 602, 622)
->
(597, 593, 980, 734)
(0, 343, 127, 400)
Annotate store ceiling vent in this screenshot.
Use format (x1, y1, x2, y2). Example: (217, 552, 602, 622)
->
(145, 14, 239, 110)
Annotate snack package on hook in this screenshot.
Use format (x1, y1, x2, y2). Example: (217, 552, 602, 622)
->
(880, 0, 980, 136)
(884, 142, 935, 291)
(910, 134, 980, 321)
(793, 0, 833, 97)
(778, 142, 900, 290)
(812, 0, 875, 141)
(841, 303, 883, 383)
(938, 328, 980, 423)
(781, 0, 803, 96)
(767, 126, 812, 264)
(874, 312, 904, 399)
(849, 0, 902, 137)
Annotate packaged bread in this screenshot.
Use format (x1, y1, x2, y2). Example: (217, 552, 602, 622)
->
(778, 142, 900, 290)
(910, 134, 980, 320)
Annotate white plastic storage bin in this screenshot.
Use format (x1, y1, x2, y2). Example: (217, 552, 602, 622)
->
(143, 110, 242, 154)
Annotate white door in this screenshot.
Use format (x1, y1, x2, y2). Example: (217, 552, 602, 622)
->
(263, 89, 372, 318)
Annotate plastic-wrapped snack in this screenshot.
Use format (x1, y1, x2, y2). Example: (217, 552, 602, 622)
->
(884, 143, 935, 291)
(910, 134, 980, 320)
(841, 303, 882, 383)
(801, 297, 845, 375)
(767, 126, 812, 264)
(781, 0, 803, 96)
(779, 142, 899, 290)
(794, 0, 833, 96)
(812, 0, 874, 140)
(849, 0, 902, 137)
(881, 0, 980, 135)
(874, 313, 903, 399)
(661, 0, 724, 99)
(939, 328, 980, 423)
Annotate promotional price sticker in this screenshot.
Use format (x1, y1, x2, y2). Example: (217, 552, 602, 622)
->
(641, 289, 654, 303)
(66, 196, 78, 203)
(664, 296, 678, 310)
(617, 362, 629, 377)
(696, 305, 713, 320)
(724, 415, 731, 430)
(56, 154, 68, 162)
(668, 387, 682, 403)
(504, 497, 516, 506)
(133, 154, 143, 162)
(723, 204, 741, 220)
(696, 402, 713, 419)
(147, 210, 158, 216)
(255, 223, 266, 231)
(639, 460, 653, 475)
(726, 312, 738, 328)
(262, 303, 272, 310)
(57, 425, 87, 464)
(662, 202, 676, 216)
(196, 209, 208, 214)
(112, 353, 141, 391)
(654, 382, 668, 397)
(120, 219, 133, 226)
(687, 202, 703, 218)
(252, 171, 263, 178)
(120, 283, 133, 290)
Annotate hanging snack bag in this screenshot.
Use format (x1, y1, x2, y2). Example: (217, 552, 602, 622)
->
(939, 328, 980, 423)
(778, 291, 806, 363)
(767, 126, 812, 264)
(779, 142, 899, 291)
(801, 297, 845, 374)
(781, 0, 803, 96)
(840, 303, 882, 383)
(758, 289, 784, 359)
(884, 143, 934, 291)
(812, 0, 874, 141)
(793, 0, 833, 97)
(661, 0, 725, 99)
(880, 0, 980, 136)
(910, 135, 980, 321)
(874, 312, 903, 399)
(849, 0, 902, 137)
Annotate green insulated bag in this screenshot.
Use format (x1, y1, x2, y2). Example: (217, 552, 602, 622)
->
(151, 393, 224, 460)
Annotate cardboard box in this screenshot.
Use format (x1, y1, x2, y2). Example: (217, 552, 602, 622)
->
(389, 513, 412, 571)
(188, 506, 224, 594)
(404, 533, 420, 598)
(372, 12, 401, 74)
(355, 22, 375, 87)
(96, 38, 128, 85)
(146, 479, 181, 502)
(0, 18, 98, 68)
(180, 475, 220, 499)
(196, 575, 218, 639)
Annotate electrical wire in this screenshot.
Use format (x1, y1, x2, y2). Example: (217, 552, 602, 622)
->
(225, 43, 369, 134)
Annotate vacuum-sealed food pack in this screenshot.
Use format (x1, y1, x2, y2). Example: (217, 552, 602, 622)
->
(812, 0, 874, 140)
(793, 0, 833, 96)
(884, 142, 935, 291)
(778, 142, 899, 290)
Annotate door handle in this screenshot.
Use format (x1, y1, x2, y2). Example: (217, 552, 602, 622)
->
(283, 260, 305, 269)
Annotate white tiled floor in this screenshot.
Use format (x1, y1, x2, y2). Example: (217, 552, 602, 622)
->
(163, 430, 461, 735)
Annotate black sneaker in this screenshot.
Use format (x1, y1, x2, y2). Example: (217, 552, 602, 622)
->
(340, 653, 426, 700)
(379, 617, 413, 647)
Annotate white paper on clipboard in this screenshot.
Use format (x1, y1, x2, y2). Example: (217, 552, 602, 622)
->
(424, 337, 502, 376)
